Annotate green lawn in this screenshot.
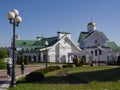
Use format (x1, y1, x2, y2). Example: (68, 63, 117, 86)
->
(8, 66, 120, 90)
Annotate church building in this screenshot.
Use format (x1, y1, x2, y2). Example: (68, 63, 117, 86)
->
(78, 21, 120, 65)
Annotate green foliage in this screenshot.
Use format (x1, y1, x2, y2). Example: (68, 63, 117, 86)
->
(73, 56, 86, 67)
(0, 48, 8, 59)
(62, 64, 73, 68)
(80, 57, 85, 66)
(8, 66, 120, 90)
(0, 59, 6, 69)
(25, 66, 61, 82)
(73, 57, 80, 66)
(24, 56, 29, 65)
(17, 56, 21, 65)
(36, 66, 61, 74)
(17, 56, 24, 65)
(25, 71, 45, 82)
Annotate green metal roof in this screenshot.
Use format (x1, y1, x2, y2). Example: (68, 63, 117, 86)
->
(33, 36, 58, 49)
(15, 40, 36, 46)
(78, 32, 89, 42)
(78, 31, 108, 42)
(106, 41, 120, 51)
(15, 36, 59, 50)
(57, 31, 70, 34)
(81, 32, 89, 39)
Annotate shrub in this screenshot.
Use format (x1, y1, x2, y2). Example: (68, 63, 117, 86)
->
(62, 64, 73, 68)
(48, 66, 61, 71)
(25, 71, 45, 82)
(35, 66, 61, 74)
(24, 56, 29, 65)
(0, 60, 6, 69)
(17, 56, 21, 65)
(75, 58, 81, 66)
(25, 66, 61, 82)
(80, 57, 85, 66)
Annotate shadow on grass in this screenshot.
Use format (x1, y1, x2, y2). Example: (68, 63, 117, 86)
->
(41, 67, 120, 84)
(17, 67, 120, 85)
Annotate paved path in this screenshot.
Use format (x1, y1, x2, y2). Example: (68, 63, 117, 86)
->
(0, 65, 45, 90)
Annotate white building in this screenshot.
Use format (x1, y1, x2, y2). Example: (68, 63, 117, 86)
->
(78, 21, 120, 65)
(15, 31, 81, 63)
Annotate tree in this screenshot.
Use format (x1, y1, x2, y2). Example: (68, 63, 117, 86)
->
(0, 48, 8, 59)
(17, 56, 21, 65)
(0, 59, 6, 69)
(24, 56, 29, 65)
(73, 55, 80, 66)
(80, 57, 85, 66)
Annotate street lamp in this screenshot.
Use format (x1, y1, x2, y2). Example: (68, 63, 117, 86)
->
(7, 9, 22, 87)
(95, 40, 101, 66)
(44, 41, 49, 68)
(90, 50, 93, 66)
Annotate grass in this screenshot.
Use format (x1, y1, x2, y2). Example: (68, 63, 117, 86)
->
(8, 65, 120, 90)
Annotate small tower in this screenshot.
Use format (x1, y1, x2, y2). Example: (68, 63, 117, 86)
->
(87, 21, 96, 33)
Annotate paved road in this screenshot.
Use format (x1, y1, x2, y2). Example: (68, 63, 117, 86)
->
(0, 65, 45, 89)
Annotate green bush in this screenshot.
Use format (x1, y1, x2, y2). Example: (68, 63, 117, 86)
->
(48, 66, 61, 71)
(62, 64, 73, 68)
(80, 57, 85, 66)
(25, 66, 61, 82)
(24, 56, 29, 65)
(17, 56, 25, 65)
(0, 60, 6, 69)
(25, 71, 45, 82)
(75, 58, 81, 66)
(40, 66, 61, 74)
(17, 56, 21, 65)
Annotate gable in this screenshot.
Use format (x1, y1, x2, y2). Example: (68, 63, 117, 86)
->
(62, 37, 81, 51)
(86, 31, 108, 41)
(50, 35, 81, 53)
(84, 31, 108, 47)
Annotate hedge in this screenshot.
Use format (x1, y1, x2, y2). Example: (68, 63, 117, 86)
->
(62, 64, 73, 68)
(25, 66, 61, 82)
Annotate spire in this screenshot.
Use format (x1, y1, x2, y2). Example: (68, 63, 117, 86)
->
(90, 17, 93, 22)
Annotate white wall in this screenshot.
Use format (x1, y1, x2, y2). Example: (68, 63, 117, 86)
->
(85, 33, 106, 47)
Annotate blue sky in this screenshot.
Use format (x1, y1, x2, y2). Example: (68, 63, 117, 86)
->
(0, 0, 120, 47)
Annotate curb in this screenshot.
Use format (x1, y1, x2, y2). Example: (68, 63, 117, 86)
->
(0, 78, 11, 90)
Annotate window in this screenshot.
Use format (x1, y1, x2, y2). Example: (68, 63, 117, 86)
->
(91, 51, 93, 55)
(95, 50, 97, 56)
(99, 50, 102, 55)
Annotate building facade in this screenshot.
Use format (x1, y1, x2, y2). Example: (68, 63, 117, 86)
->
(14, 32, 81, 63)
(78, 21, 120, 64)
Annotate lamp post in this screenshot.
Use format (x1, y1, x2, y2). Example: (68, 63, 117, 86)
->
(90, 50, 93, 66)
(44, 41, 49, 68)
(7, 9, 22, 87)
(95, 40, 101, 66)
